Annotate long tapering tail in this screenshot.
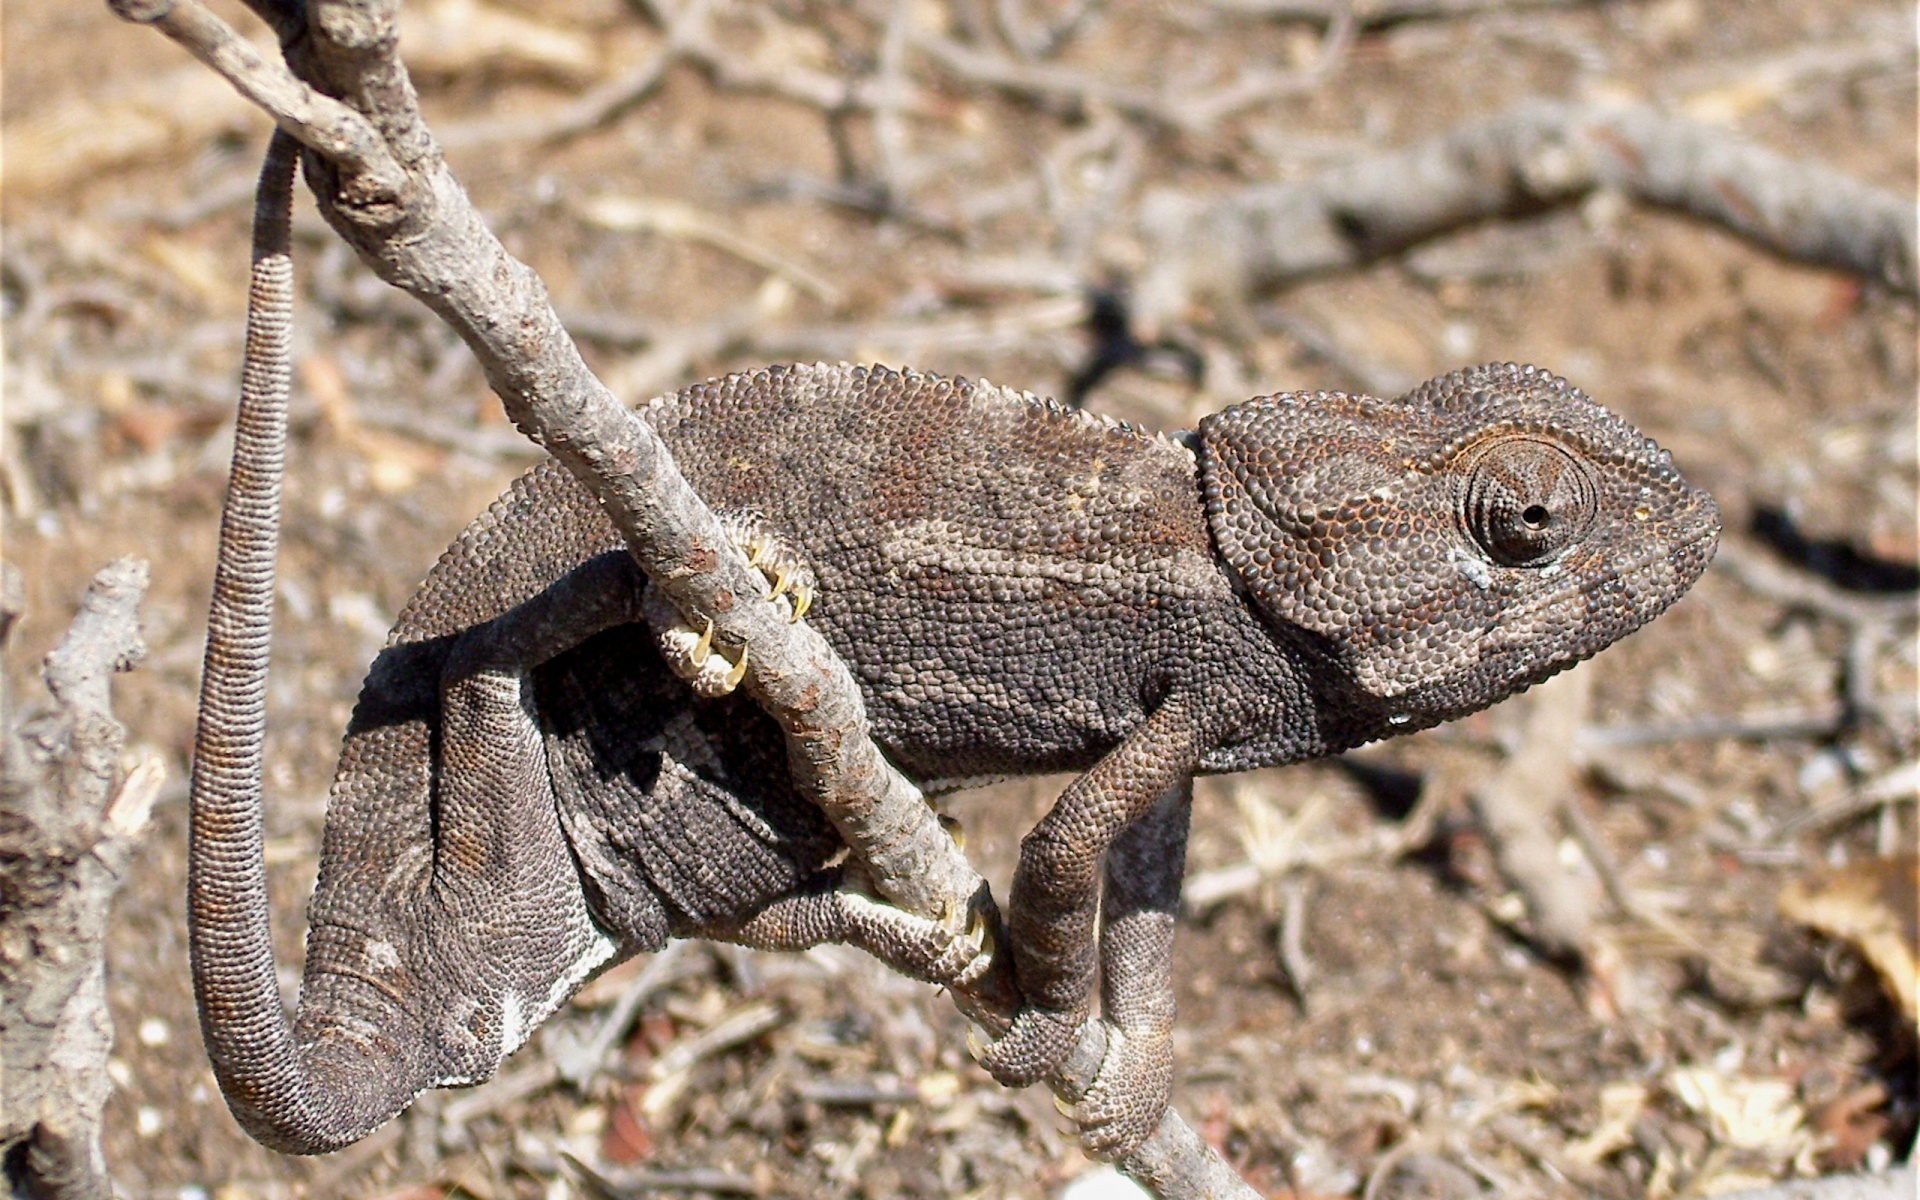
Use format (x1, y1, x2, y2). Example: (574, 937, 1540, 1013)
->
(187, 131, 405, 1153)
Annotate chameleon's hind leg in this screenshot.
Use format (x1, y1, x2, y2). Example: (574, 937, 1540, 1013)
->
(714, 885, 997, 991)
(422, 553, 650, 1078)
(645, 517, 815, 697)
(1070, 780, 1190, 1159)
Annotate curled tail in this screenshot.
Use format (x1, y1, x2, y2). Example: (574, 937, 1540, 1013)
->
(188, 130, 412, 1153)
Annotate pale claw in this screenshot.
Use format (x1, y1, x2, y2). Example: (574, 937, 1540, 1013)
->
(788, 584, 813, 622)
(645, 589, 744, 697)
(967, 908, 995, 962)
(768, 563, 795, 600)
(722, 643, 749, 690)
(965, 1026, 989, 1064)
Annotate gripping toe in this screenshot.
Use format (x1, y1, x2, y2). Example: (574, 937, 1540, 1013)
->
(970, 1006, 1083, 1089)
(1071, 1023, 1174, 1160)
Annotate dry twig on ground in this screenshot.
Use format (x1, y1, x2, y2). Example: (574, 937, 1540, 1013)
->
(1137, 99, 1917, 327)
(1714, 1165, 1917, 1200)
(1467, 664, 1595, 960)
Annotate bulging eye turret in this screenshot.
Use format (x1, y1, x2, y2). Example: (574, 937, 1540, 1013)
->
(1461, 437, 1596, 567)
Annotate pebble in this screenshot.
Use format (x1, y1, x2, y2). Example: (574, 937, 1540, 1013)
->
(1059, 1165, 1151, 1200)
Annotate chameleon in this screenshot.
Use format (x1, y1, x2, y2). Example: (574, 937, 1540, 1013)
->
(191, 143, 1728, 1159)
(190, 343, 1719, 1158)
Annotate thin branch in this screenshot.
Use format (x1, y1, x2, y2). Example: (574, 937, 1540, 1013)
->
(106, 0, 408, 206)
(1206, 0, 1591, 23)
(911, 29, 1332, 132)
(1708, 1166, 1916, 1200)
(437, 0, 718, 148)
(1708, 543, 1916, 733)
(1577, 705, 1851, 750)
(1467, 666, 1594, 959)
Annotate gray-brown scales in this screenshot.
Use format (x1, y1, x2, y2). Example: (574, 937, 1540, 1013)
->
(192, 361, 1720, 1159)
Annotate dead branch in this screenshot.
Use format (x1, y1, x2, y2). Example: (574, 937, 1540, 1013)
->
(1206, 0, 1589, 23)
(1137, 99, 1917, 326)
(1, 558, 160, 1200)
(1709, 543, 1916, 736)
(1710, 1166, 1916, 1200)
(911, 26, 1344, 132)
(106, 0, 1253, 1192)
(441, 0, 945, 149)
(1467, 665, 1595, 959)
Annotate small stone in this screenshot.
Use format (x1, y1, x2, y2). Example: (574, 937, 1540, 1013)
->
(1059, 1165, 1151, 1200)
(138, 1017, 171, 1047)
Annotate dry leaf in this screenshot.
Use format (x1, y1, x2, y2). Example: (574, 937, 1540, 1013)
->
(1566, 1082, 1648, 1166)
(1667, 1067, 1810, 1157)
(1780, 853, 1919, 1023)
(141, 234, 234, 307)
(398, 0, 598, 81)
(601, 1087, 655, 1164)
(301, 356, 446, 494)
(1810, 1082, 1891, 1172)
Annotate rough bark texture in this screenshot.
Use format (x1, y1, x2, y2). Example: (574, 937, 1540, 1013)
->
(0, 558, 158, 1200)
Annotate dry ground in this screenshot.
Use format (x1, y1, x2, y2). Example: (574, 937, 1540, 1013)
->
(3, 0, 1915, 1197)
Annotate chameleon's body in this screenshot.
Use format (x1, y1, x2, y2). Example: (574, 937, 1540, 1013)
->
(195, 361, 1720, 1156)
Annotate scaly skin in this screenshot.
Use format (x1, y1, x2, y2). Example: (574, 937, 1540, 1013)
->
(193, 359, 1720, 1157)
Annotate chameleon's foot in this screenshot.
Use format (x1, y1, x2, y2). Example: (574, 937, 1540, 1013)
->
(1064, 1023, 1174, 1160)
(724, 891, 995, 990)
(834, 892, 998, 989)
(645, 588, 748, 697)
(727, 519, 817, 624)
(968, 1005, 1084, 1089)
(644, 522, 817, 697)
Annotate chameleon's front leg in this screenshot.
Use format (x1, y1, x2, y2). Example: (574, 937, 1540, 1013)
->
(1073, 779, 1192, 1158)
(974, 697, 1201, 1118)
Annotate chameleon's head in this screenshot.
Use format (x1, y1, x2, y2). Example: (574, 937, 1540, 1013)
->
(1198, 362, 1720, 741)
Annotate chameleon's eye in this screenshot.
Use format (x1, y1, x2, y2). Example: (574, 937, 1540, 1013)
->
(1463, 437, 1597, 567)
